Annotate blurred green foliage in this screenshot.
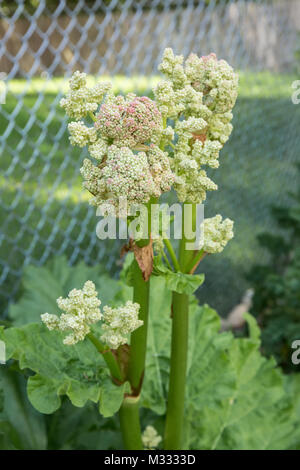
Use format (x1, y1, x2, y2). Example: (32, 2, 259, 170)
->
(247, 166, 300, 372)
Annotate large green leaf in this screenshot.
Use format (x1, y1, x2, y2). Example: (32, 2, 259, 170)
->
(1, 257, 133, 426)
(0, 367, 47, 449)
(45, 399, 122, 450)
(99, 381, 131, 418)
(185, 307, 300, 450)
(142, 280, 229, 415)
(9, 256, 124, 325)
(0, 324, 125, 418)
(141, 281, 300, 450)
(0, 375, 123, 450)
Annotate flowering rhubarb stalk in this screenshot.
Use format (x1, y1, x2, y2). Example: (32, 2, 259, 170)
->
(153, 49, 238, 449)
(60, 72, 174, 449)
(57, 48, 238, 450)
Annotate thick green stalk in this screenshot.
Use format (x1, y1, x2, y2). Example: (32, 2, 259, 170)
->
(127, 197, 157, 392)
(119, 396, 143, 450)
(127, 258, 150, 392)
(164, 291, 189, 449)
(120, 197, 156, 448)
(117, 261, 150, 450)
(179, 203, 197, 273)
(164, 203, 195, 449)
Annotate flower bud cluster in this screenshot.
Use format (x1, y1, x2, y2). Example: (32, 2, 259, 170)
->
(80, 145, 174, 215)
(154, 48, 238, 203)
(95, 95, 162, 148)
(61, 73, 174, 215)
(142, 426, 162, 450)
(60, 71, 111, 120)
(100, 301, 142, 349)
(202, 215, 234, 253)
(41, 282, 143, 348)
(68, 121, 97, 147)
(41, 281, 102, 345)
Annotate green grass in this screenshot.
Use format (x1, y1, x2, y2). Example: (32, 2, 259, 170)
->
(1, 71, 299, 315)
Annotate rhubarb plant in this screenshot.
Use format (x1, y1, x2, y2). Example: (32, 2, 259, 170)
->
(3, 48, 299, 451)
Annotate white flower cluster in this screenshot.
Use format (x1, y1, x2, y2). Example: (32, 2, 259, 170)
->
(142, 426, 162, 450)
(80, 144, 174, 215)
(100, 301, 143, 349)
(201, 214, 234, 253)
(154, 48, 238, 203)
(60, 71, 111, 120)
(88, 138, 108, 161)
(68, 121, 97, 147)
(41, 281, 102, 345)
(60, 72, 175, 215)
(41, 282, 143, 349)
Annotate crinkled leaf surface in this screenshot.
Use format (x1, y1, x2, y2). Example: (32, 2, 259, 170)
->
(164, 271, 205, 295)
(185, 307, 300, 450)
(45, 399, 122, 450)
(142, 280, 228, 417)
(153, 258, 204, 294)
(0, 324, 125, 417)
(99, 381, 131, 418)
(0, 367, 47, 449)
(9, 256, 124, 325)
(141, 280, 300, 450)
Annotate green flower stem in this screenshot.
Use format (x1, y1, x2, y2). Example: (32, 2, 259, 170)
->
(164, 203, 194, 449)
(89, 111, 96, 122)
(119, 396, 143, 450)
(121, 197, 157, 449)
(164, 290, 189, 450)
(163, 238, 181, 272)
(179, 203, 197, 273)
(185, 249, 205, 274)
(119, 254, 149, 451)
(87, 333, 123, 382)
(127, 196, 157, 392)
(162, 250, 173, 271)
(127, 257, 150, 392)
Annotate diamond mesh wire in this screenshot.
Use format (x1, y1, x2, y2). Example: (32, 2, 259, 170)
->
(0, 0, 300, 315)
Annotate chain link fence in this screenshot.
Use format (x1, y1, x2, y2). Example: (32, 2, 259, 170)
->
(1, 0, 300, 316)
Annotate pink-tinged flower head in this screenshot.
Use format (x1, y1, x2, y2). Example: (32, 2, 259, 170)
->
(95, 96, 162, 147)
(201, 52, 217, 62)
